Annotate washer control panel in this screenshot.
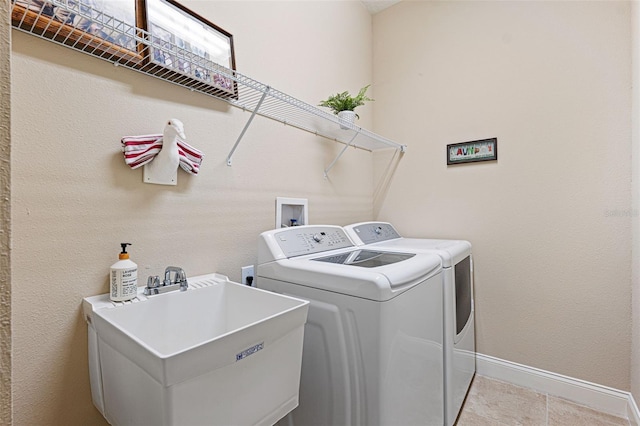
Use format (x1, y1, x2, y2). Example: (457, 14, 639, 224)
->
(351, 222, 401, 244)
(275, 226, 354, 258)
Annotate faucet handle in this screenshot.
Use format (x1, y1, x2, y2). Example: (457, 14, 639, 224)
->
(143, 275, 161, 296)
(147, 275, 160, 288)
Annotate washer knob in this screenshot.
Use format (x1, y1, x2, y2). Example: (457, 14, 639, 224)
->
(312, 233, 323, 243)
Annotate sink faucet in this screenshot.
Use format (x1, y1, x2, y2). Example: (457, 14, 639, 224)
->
(164, 266, 188, 290)
(144, 266, 188, 295)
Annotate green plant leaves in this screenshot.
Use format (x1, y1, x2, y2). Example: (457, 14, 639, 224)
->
(318, 84, 373, 115)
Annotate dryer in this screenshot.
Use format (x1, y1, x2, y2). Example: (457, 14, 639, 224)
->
(344, 222, 475, 426)
(257, 225, 444, 426)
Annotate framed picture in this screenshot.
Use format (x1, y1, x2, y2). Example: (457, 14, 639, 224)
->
(11, 0, 142, 64)
(142, 0, 238, 98)
(447, 138, 498, 165)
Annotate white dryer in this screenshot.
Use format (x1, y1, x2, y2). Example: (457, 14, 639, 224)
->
(257, 225, 444, 426)
(344, 222, 475, 426)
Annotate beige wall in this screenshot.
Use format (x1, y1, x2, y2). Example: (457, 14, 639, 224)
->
(9, 0, 638, 423)
(373, 1, 632, 390)
(10, 1, 375, 424)
(632, 0, 640, 408)
(1, 0, 11, 424)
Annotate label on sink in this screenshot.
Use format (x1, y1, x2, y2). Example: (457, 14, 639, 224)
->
(236, 342, 264, 361)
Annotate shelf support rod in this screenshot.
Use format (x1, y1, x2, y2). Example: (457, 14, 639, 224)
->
(227, 86, 271, 166)
(324, 132, 360, 178)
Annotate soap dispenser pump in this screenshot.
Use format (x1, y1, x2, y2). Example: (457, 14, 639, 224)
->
(110, 243, 138, 302)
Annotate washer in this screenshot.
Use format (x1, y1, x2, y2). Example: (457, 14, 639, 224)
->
(344, 222, 475, 426)
(257, 225, 444, 426)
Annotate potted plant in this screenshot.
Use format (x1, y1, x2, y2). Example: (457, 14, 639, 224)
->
(319, 84, 374, 129)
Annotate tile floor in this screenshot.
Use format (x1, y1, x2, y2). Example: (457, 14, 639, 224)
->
(456, 375, 630, 426)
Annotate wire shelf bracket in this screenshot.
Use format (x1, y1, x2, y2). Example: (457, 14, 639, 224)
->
(11, 0, 408, 176)
(324, 132, 360, 178)
(226, 86, 270, 166)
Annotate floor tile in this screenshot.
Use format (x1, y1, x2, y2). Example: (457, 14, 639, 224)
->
(456, 375, 631, 426)
(548, 396, 629, 426)
(456, 405, 511, 425)
(456, 375, 547, 425)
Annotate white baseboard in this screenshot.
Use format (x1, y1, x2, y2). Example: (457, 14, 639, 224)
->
(476, 353, 640, 421)
(629, 394, 640, 426)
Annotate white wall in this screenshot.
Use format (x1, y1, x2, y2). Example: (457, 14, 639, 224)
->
(10, 1, 375, 423)
(373, 1, 632, 391)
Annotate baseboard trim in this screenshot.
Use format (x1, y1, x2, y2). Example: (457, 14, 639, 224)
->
(476, 353, 638, 420)
(628, 393, 640, 426)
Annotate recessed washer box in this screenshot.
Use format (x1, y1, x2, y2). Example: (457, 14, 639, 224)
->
(276, 197, 308, 228)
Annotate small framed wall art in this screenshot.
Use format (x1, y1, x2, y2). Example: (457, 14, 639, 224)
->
(141, 0, 238, 98)
(11, 0, 142, 64)
(447, 137, 498, 165)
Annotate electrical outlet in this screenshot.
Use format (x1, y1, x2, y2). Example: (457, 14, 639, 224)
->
(241, 265, 254, 286)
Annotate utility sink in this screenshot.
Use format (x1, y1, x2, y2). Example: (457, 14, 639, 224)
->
(83, 273, 309, 426)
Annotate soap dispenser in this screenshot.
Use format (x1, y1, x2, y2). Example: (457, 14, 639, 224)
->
(110, 243, 138, 302)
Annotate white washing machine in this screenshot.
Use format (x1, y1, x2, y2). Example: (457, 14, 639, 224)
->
(257, 225, 444, 426)
(344, 222, 475, 426)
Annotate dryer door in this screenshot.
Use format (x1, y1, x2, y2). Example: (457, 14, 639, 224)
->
(454, 256, 473, 340)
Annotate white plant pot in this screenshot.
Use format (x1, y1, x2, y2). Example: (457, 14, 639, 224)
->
(337, 111, 356, 130)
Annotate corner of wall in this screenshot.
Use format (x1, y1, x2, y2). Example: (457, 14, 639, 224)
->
(0, 3, 10, 425)
(631, 0, 640, 410)
(0, 1, 12, 425)
(0, 1, 11, 424)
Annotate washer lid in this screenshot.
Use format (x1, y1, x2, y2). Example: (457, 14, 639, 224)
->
(368, 238, 471, 267)
(343, 222, 472, 267)
(258, 249, 441, 301)
(312, 250, 415, 268)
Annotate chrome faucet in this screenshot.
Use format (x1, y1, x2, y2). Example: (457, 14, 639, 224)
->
(164, 266, 188, 290)
(144, 266, 188, 295)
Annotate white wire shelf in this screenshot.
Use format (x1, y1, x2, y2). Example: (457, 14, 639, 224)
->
(11, 0, 407, 175)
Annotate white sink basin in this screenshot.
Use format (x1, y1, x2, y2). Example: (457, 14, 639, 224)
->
(83, 273, 309, 426)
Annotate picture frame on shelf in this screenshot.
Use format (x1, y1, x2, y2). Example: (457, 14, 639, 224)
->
(447, 138, 498, 165)
(141, 0, 238, 99)
(11, 0, 142, 65)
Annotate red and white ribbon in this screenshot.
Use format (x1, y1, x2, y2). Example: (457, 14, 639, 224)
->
(121, 134, 204, 175)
